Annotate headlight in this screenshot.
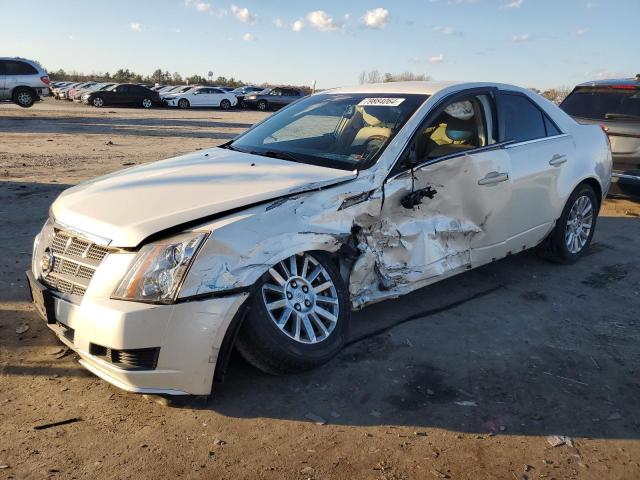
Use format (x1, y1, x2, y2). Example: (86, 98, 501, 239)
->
(112, 232, 208, 303)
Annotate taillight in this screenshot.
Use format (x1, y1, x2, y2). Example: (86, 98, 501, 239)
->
(40, 76, 50, 85)
(609, 85, 637, 90)
(600, 124, 611, 150)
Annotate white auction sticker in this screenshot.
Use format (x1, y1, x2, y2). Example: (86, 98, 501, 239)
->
(358, 97, 405, 107)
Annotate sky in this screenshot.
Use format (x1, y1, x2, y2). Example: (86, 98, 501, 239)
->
(1, 0, 638, 90)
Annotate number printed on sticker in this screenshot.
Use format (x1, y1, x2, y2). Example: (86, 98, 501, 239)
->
(358, 98, 405, 107)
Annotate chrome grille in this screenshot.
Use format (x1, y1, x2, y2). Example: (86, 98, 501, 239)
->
(41, 228, 113, 297)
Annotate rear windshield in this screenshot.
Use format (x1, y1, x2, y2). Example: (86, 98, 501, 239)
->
(560, 86, 640, 120)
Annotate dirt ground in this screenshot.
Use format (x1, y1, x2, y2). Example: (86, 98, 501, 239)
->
(1, 99, 639, 480)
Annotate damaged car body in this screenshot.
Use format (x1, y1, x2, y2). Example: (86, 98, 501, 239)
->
(28, 81, 612, 395)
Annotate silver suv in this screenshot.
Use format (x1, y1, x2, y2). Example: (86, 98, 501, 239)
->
(0, 57, 50, 108)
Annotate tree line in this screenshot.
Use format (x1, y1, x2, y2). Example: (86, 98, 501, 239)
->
(48, 68, 246, 87)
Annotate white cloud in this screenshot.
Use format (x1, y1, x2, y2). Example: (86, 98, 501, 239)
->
(195, 2, 211, 12)
(292, 19, 304, 32)
(512, 33, 530, 42)
(273, 18, 284, 28)
(242, 32, 256, 41)
(361, 8, 390, 29)
(231, 5, 256, 24)
(306, 10, 342, 32)
(429, 53, 445, 64)
(501, 0, 524, 9)
(574, 27, 589, 36)
(433, 25, 461, 36)
(129, 22, 142, 32)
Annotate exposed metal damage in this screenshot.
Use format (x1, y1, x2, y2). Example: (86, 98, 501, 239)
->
(180, 170, 484, 310)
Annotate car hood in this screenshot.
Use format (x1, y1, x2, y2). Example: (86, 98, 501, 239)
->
(51, 147, 356, 247)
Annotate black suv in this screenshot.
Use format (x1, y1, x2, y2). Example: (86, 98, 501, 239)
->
(560, 75, 640, 197)
(84, 83, 160, 109)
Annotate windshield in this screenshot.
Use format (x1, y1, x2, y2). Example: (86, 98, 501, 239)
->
(560, 86, 640, 120)
(228, 93, 428, 170)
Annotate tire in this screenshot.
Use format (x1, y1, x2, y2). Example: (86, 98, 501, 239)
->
(257, 100, 268, 111)
(14, 88, 35, 108)
(220, 99, 231, 110)
(92, 96, 104, 108)
(178, 98, 190, 109)
(539, 183, 599, 264)
(236, 251, 350, 375)
(141, 98, 153, 109)
(240, 101, 248, 109)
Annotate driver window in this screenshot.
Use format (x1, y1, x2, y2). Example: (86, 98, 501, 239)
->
(414, 95, 492, 162)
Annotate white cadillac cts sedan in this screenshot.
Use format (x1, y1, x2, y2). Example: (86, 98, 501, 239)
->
(162, 86, 238, 109)
(28, 82, 611, 396)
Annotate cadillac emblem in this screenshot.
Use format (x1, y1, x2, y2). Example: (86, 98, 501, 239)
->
(41, 248, 55, 275)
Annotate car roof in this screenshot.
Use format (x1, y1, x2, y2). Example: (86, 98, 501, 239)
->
(575, 76, 640, 87)
(327, 81, 530, 96)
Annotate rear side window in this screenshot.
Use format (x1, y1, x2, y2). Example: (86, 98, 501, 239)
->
(2, 60, 38, 75)
(501, 93, 546, 142)
(560, 86, 640, 120)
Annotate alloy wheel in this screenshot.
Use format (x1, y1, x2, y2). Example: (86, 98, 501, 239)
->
(17, 92, 32, 106)
(142, 98, 152, 108)
(565, 195, 593, 254)
(261, 253, 339, 344)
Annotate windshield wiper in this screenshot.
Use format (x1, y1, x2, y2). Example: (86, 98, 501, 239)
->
(604, 113, 640, 120)
(250, 150, 303, 163)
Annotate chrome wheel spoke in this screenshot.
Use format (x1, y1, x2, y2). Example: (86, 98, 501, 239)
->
(277, 307, 293, 328)
(316, 295, 338, 305)
(314, 281, 332, 294)
(315, 305, 337, 324)
(262, 253, 339, 345)
(269, 267, 287, 286)
(264, 283, 284, 294)
(267, 299, 287, 311)
(301, 315, 316, 342)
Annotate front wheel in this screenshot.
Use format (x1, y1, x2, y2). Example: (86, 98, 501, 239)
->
(236, 252, 350, 375)
(92, 96, 104, 108)
(178, 98, 190, 109)
(539, 183, 599, 263)
(141, 98, 153, 109)
(257, 100, 268, 111)
(220, 99, 231, 110)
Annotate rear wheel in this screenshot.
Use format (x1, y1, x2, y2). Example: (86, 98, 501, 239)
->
(141, 98, 153, 109)
(14, 88, 35, 108)
(220, 99, 231, 110)
(92, 96, 104, 108)
(236, 252, 350, 375)
(257, 100, 268, 111)
(178, 98, 190, 109)
(539, 183, 599, 263)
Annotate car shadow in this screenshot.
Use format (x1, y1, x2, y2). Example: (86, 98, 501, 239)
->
(0, 115, 253, 139)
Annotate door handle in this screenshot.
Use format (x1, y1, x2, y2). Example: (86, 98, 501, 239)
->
(478, 171, 509, 186)
(549, 154, 567, 167)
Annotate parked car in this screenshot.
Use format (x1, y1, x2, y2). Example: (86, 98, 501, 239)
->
(242, 87, 304, 111)
(73, 83, 116, 102)
(160, 85, 195, 98)
(83, 83, 160, 108)
(0, 57, 50, 107)
(232, 85, 265, 107)
(58, 82, 90, 100)
(162, 86, 237, 109)
(28, 81, 611, 395)
(560, 75, 640, 197)
(66, 82, 98, 101)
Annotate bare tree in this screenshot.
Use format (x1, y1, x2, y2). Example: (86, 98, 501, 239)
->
(541, 86, 572, 105)
(367, 70, 382, 84)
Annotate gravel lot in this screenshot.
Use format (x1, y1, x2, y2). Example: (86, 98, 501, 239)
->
(1, 99, 639, 480)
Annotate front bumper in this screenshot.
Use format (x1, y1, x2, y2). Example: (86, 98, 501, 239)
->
(27, 271, 248, 395)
